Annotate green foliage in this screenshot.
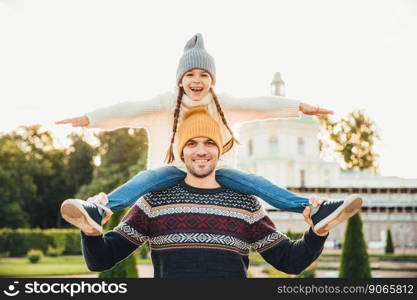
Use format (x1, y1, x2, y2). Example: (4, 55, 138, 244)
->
(65, 134, 95, 194)
(318, 110, 380, 171)
(385, 228, 395, 254)
(0, 136, 35, 228)
(138, 242, 150, 259)
(0, 126, 95, 228)
(46, 246, 65, 257)
(76, 128, 148, 199)
(0, 228, 81, 257)
(1, 126, 148, 276)
(0, 125, 147, 229)
(27, 249, 43, 264)
(249, 250, 266, 266)
(339, 213, 371, 278)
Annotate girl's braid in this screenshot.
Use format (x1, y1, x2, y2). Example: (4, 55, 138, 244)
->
(210, 88, 240, 154)
(164, 87, 184, 164)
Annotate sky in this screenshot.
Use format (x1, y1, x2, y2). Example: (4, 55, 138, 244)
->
(0, 0, 416, 179)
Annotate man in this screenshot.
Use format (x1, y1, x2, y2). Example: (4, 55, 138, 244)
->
(62, 107, 361, 278)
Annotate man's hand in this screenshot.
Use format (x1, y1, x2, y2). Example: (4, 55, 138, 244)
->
(299, 102, 334, 116)
(302, 195, 329, 237)
(55, 115, 90, 127)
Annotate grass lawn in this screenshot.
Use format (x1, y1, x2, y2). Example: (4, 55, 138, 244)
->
(0, 256, 92, 277)
(0, 255, 152, 277)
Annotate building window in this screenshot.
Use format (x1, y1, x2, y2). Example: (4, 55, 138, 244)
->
(297, 137, 305, 155)
(248, 138, 253, 157)
(269, 136, 278, 155)
(300, 170, 306, 187)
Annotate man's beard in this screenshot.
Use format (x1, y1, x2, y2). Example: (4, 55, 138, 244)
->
(186, 162, 216, 178)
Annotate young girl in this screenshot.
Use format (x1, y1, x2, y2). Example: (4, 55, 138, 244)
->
(58, 33, 356, 236)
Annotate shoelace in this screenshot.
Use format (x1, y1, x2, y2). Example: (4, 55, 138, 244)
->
(322, 200, 342, 206)
(83, 202, 97, 208)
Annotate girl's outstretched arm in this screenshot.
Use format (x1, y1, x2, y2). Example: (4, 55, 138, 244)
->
(56, 115, 89, 127)
(219, 93, 332, 125)
(299, 102, 333, 115)
(55, 91, 173, 130)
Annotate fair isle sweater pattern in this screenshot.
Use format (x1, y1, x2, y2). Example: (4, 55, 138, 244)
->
(114, 183, 287, 255)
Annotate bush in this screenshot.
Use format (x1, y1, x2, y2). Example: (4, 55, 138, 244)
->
(42, 229, 82, 255)
(385, 229, 394, 254)
(46, 245, 64, 257)
(27, 249, 43, 264)
(339, 213, 371, 278)
(138, 242, 149, 259)
(0, 228, 81, 257)
(0, 229, 53, 256)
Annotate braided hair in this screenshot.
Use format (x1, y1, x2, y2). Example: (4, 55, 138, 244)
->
(210, 88, 240, 154)
(164, 87, 184, 164)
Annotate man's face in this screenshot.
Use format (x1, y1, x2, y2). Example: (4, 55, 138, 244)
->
(182, 137, 219, 178)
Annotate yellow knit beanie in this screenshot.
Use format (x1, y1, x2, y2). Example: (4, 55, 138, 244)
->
(177, 107, 224, 159)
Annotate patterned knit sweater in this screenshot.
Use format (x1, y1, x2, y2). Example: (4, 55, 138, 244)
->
(81, 181, 327, 278)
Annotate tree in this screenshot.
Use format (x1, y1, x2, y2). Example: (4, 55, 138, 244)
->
(339, 212, 371, 278)
(385, 228, 395, 254)
(0, 125, 59, 228)
(0, 136, 34, 228)
(318, 110, 380, 172)
(76, 128, 148, 199)
(0, 126, 96, 228)
(65, 134, 95, 194)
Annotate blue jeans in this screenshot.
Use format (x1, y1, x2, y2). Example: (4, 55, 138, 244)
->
(107, 166, 309, 213)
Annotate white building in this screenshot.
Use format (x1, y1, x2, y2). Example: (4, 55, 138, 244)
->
(236, 72, 417, 188)
(235, 72, 417, 248)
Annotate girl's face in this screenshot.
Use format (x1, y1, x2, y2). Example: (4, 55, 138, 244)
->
(179, 68, 213, 101)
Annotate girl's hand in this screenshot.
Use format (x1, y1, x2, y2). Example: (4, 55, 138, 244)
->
(55, 115, 90, 127)
(299, 102, 334, 115)
(308, 194, 325, 207)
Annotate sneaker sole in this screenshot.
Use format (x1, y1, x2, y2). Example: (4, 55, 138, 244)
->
(314, 195, 363, 235)
(60, 199, 103, 236)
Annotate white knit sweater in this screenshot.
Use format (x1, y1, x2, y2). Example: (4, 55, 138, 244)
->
(86, 91, 300, 169)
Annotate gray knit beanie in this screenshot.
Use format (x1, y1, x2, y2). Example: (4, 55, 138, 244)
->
(176, 33, 216, 85)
